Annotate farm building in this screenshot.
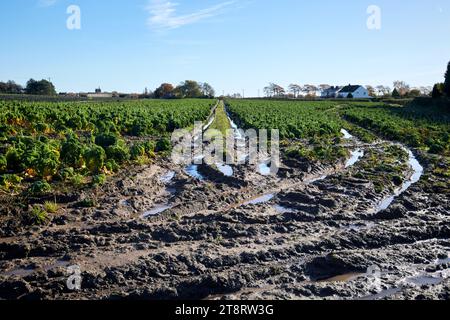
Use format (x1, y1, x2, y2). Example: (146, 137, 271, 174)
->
(337, 85, 370, 99)
(320, 86, 341, 98)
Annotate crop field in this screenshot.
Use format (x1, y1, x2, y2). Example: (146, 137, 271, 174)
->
(0, 97, 449, 301)
(0, 99, 213, 193)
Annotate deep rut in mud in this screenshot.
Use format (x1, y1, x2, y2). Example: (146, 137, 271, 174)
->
(0, 103, 449, 300)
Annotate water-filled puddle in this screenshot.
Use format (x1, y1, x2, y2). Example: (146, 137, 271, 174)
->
(119, 199, 130, 206)
(406, 275, 443, 286)
(203, 116, 215, 131)
(319, 272, 363, 283)
(273, 205, 294, 213)
(341, 129, 353, 139)
(258, 162, 272, 176)
(376, 150, 424, 212)
(185, 164, 205, 180)
(2, 260, 71, 278)
(142, 204, 173, 218)
(243, 194, 274, 206)
(3, 267, 35, 277)
(361, 288, 401, 300)
(345, 149, 364, 168)
(307, 175, 327, 184)
(160, 171, 175, 184)
(216, 163, 233, 177)
(436, 255, 450, 265)
(343, 221, 376, 232)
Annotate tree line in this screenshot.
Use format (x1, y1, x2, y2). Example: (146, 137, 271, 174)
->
(263, 82, 434, 99)
(146, 81, 215, 99)
(0, 78, 215, 99)
(431, 61, 450, 99)
(0, 79, 57, 96)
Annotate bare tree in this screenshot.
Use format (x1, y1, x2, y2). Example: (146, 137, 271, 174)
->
(288, 84, 302, 98)
(419, 86, 432, 96)
(376, 85, 391, 97)
(264, 84, 274, 97)
(366, 85, 376, 97)
(302, 84, 318, 97)
(393, 81, 410, 96)
(273, 84, 285, 97)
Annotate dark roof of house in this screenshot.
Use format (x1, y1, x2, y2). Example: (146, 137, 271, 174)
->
(339, 85, 362, 93)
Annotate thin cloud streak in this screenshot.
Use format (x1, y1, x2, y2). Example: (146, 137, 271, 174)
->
(38, 0, 58, 7)
(146, 0, 236, 31)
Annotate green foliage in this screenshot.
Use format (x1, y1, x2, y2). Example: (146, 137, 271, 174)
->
(83, 145, 106, 173)
(130, 144, 146, 160)
(32, 143, 60, 178)
(105, 159, 119, 173)
(344, 103, 450, 155)
(29, 206, 48, 225)
(0, 99, 213, 190)
(174, 80, 203, 99)
(57, 167, 75, 181)
(209, 103, 231, 137)
(227, 100, 345, 140)
(0, 80, 23, 94)
(445, 61, 450, 97)
(105, 144, 130, 164)
(44, 201, 58, 214)
(71, 173, 85, 187)
(92, 174, 107, 186)
(0, 174, 23, 191)
(76, 198, 96, 208)
(61, 134, 83, 168)
(432, 83, 444, 99)
(95, 133, 118, 148)
(0, 155, 6, 173)
(25, 79, 57, 96)
(6, 147, 24, 171)
(28, 180, 52, 195)
(155, 137, 172, 152)
(392, 88, 401, 98)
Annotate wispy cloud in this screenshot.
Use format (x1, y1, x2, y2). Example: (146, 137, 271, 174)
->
(146, 0, 236, 31)
(38, 0, 58, 7)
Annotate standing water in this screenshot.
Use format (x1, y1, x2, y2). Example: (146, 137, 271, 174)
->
(341, 129, 354, 139)
(376, 149, 424, 212)
(345, 149, 364, 168)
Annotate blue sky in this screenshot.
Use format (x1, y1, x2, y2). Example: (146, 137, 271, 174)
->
(0, 0, 449, 96)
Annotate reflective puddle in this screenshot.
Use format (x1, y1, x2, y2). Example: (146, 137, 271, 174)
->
(243, 194, 274, 206)
(160, 171, 175, 184)
(341, 128, 354, 139)
(185, 164, 205, 180)
(345, 149, 364, 168)
(376, 149, 424, 212)
(273, 205, 295, 214)
(258, 162, 272, 176)
(142, 204, 173, 218)
(216, 163, 234, 177)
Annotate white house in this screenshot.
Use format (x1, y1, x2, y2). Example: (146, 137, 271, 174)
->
(337, 85, 370, 99)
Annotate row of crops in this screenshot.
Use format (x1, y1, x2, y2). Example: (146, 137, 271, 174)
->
(225, 100, 357, 163)
(342, 103, 450, 156)
(0, 99, 213, 193)
(226, 99, 449, 159)
(226, 100, 346, 140)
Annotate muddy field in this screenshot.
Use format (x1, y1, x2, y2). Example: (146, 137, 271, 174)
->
(0, 110, 449, 300)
